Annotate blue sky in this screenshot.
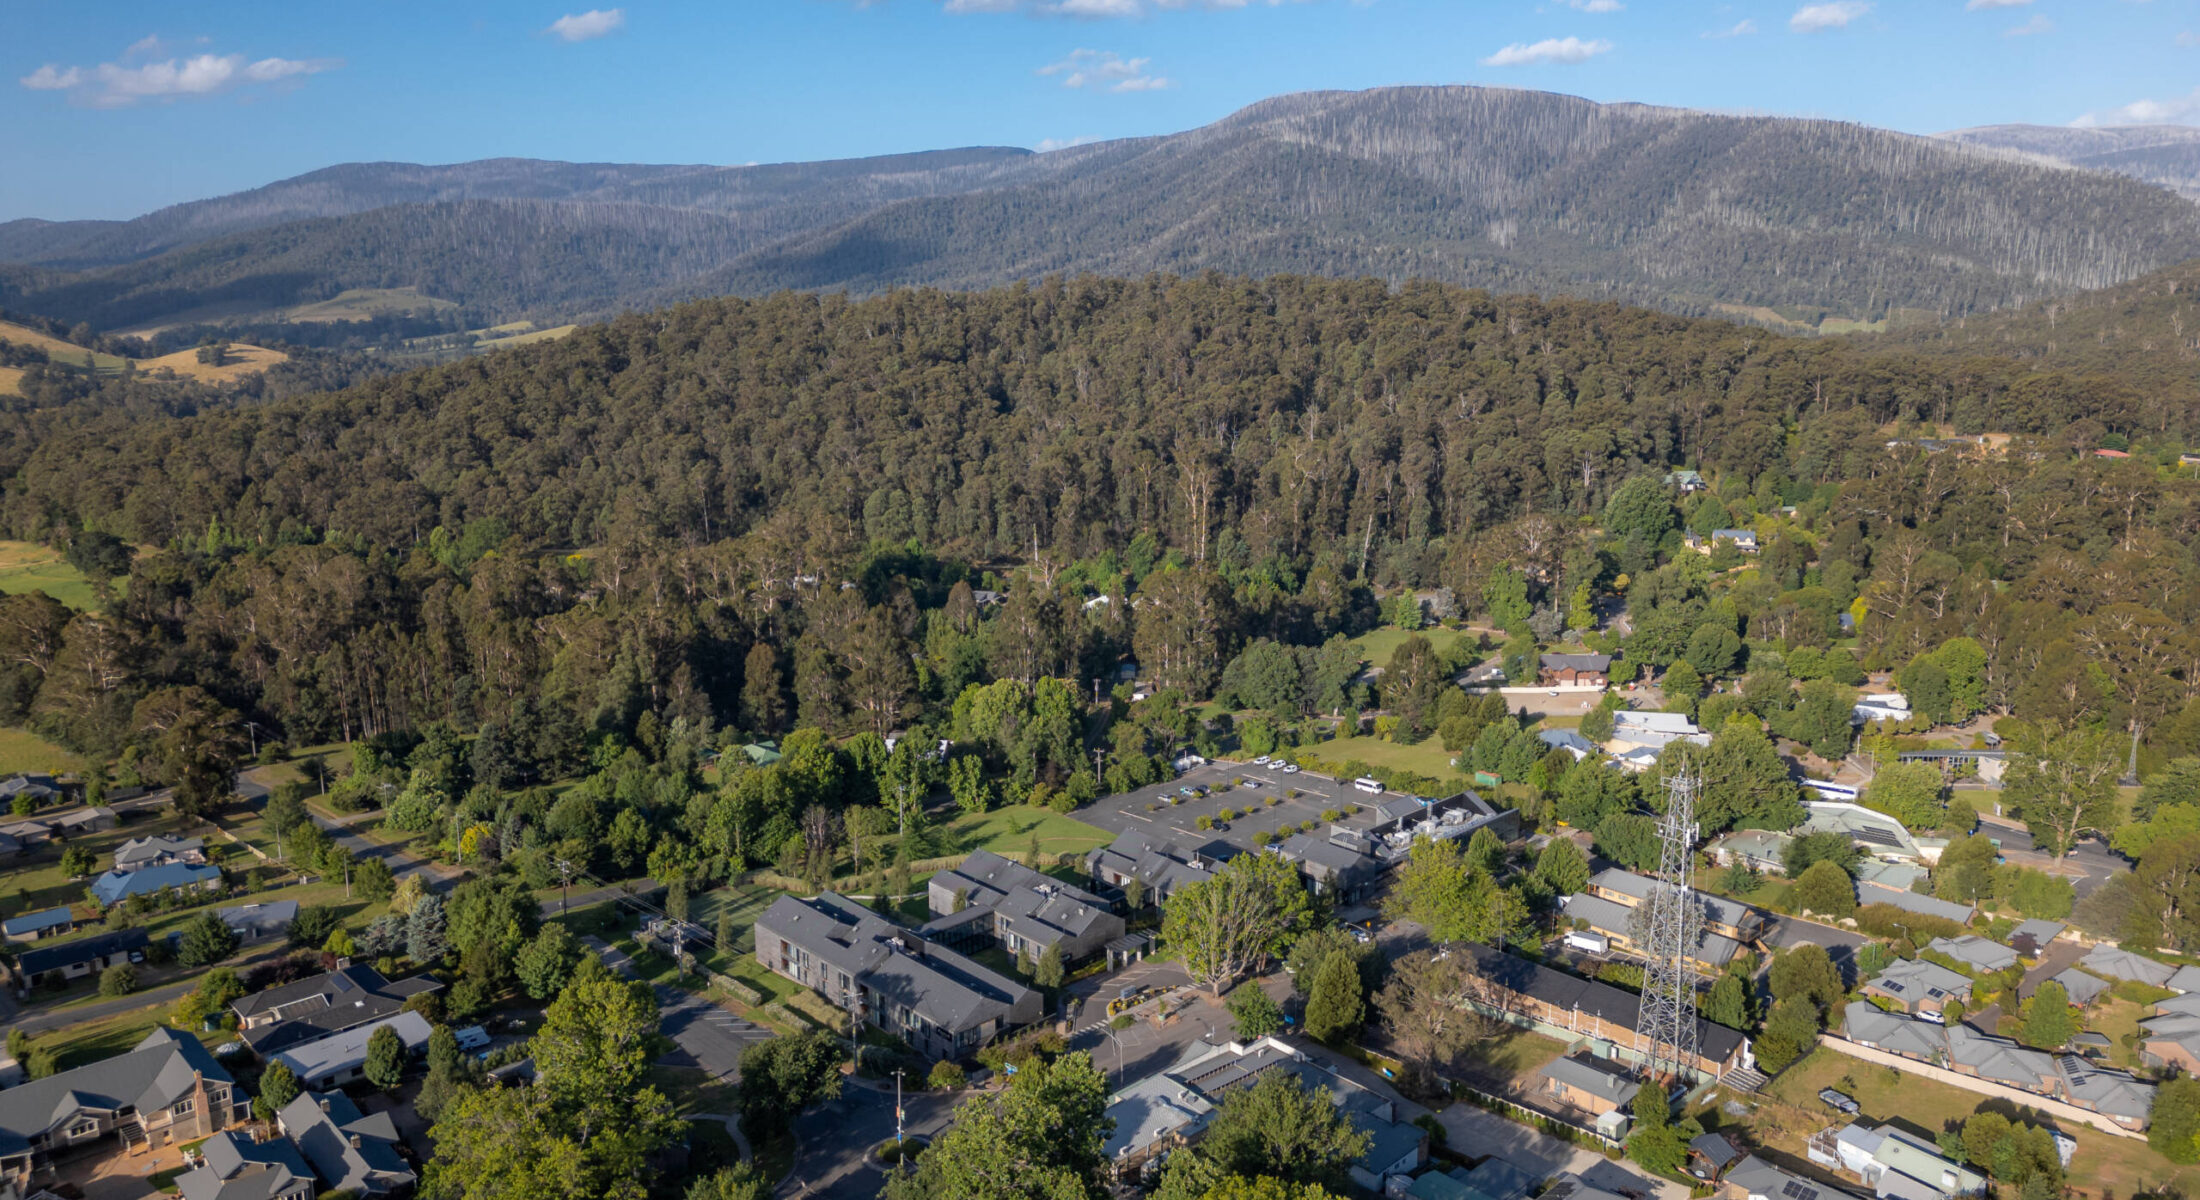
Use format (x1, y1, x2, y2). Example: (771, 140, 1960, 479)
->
(7, 0, 2199, 221)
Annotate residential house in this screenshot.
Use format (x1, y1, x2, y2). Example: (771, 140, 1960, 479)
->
(1943, 1024, 2061, 1092)
(1, 906, 75, 942)
(1816, 1122, 1987, 1199)
(1841, 1002, 1950, 1062)
(276, 1091, 415, 1196)
(920, 849, 1124, 964)
(113, 835, 207, 874)
(1855, 882, 1974, 925)
(1539, 654, 1613, 687)
(2079, 945, 2177, 989)
(1087, 829, 1217, 904)
(1927, 936, 2018, 976)
(8, 927, 148, 995)
(755, 892, 1042, 1059)
(2055, 1057, 2156, 1131)
(232, 964, 443, 1057)
(2139, 1008, 2200, 1073)
(1666, 469, 1707, 492)
(1710, 829, 1791, 874)
(1538, 729, 1599, 761)
(49, 805, 118, 835)
(0, 1028, 246, 1194)
(218, 901, 298, 944)
(1609, 711, 1710, 752)
(1535, 1051, 1640, 1117)
(175, 1130, 316, 1200)
(1861, 959, 1971, 1017)
(2052, 969, 2112, 1008)
(1098, 1037, 1428, 1190)
(1711, 530, 1759, 553)
(269, 1012, 434, 1090)
(1586, 869, 1767, 944)
(0, 820, 50, 849)
(0, 774, 62, 807)
(2169, 965, 2200, 994)
(0, 828, 21, 860)
(1561, 892, 1742, 973)
(1458, 942, 1752, 1081)
(89, 861, 222, 908)
(1723, 1155, 1868, 1200)
(2007, 920, 2066, 957)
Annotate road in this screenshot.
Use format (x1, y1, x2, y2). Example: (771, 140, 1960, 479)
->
(787, 1082, 956, 1200)
(539, 877, 664, 921)
(7, 940, 301, 1036)
(1438, 1104, 1689, 1200)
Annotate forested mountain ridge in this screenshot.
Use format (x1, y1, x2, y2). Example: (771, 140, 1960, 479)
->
(5, 271, 2183, 567)
(6, 86, 2199, 335)
(1938, 124, 2200, 199)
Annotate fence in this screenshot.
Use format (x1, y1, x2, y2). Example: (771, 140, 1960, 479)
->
(1817, 1036, 2146, 1140)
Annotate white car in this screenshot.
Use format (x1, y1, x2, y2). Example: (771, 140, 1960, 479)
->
(1252, 755, 1271, 765)
(1281, 763, 1300, 773)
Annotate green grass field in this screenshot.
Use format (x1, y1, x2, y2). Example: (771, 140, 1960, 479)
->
(1312, 734, 1461, 780)
(0, 726, 86, 777)
(37, 1006, 228, 1073)
(937, 804, 1113, 859)
(685, 881, 790, 958)
(1349, 624, 1470, 669)
(0, 541, 103, 611)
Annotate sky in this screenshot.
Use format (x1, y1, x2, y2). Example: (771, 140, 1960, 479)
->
(6, 0, 2199, 222)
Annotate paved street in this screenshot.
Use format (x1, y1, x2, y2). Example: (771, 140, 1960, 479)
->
(1437, 1105, 1690, 1200)
(658, 986, 773, 1080)
(786, 1083, 956, 1200)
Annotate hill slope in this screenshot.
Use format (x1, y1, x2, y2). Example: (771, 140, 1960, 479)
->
(1937, 124, 2200, 199)
(7, 87, 2200, 332)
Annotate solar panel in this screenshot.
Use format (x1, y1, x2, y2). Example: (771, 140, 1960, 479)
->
(1852, 826, 1903, 848)
(1783, 1182, 1819, 1200)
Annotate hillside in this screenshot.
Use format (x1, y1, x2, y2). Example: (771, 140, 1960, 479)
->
(0, 318, 287, 395)
(5, 271, 2185, 559)
(1937, 124, 2200, 199)
(6, 87, 2200, 335)
(1884, 255, 2200, 386)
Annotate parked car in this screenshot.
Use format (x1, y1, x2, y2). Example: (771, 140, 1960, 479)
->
(1280, 763, 1300, 774)
(1252, 755, 1271, 765)
(1818, 1088, 1859, 1114)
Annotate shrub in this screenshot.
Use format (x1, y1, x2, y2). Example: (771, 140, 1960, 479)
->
(1109, 1013, 1135, 1031)
(927, 1060, 967, 1090)
(99, 963, 137, 997)
(1299, 820, 1317, 833)
(1342, 804, 1361, 816)
(1195, 816, 1215, 831)
(1252, 831, 1273, 846)
(1321, 808, 1342, 822)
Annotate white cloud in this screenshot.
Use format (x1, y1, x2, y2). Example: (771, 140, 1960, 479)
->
(19, 42, 340, 108)
(1035, 134, 1102, 151)
(1703, 18, 1757, 37)
(1790, 1, 1870, 32)
(1558, 0, 1624, 11)
(1965, 0, 2029, 9)
(1481, 36, 1612, 65)
(547, 8, 626, 41)
(2178, 30, 2198, 46)
(2074, 87, 2200, 127)
(19, 64, 81, 90)
(1038, 48, 1170, 90)
(2004, 14, 2051, 34)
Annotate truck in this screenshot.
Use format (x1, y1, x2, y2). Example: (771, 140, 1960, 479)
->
(1563, 931, 1610, 954)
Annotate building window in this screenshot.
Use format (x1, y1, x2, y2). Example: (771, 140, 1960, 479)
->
(69, 1120, 98, 1138)
(172, 1099, 194, 1117)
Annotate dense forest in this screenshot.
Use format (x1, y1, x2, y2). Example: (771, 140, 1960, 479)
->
(7, 87, 2199, 334)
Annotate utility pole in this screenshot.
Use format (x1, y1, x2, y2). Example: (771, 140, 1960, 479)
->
(893, 1067, 907, 1161)
(1635, 770, 1702, 1087)
(555, 858, 576, 916)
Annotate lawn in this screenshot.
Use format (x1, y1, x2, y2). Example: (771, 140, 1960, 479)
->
(1313, 734, 1461, 781)
(937, 804, 1112, 861)
(0, 725, 87, 776)
(34, 1004, 227, 1073)
(0, 541, 103, 611)
(687, 882, 791, 959)
(3, 811, 187, 913)
(1761, 1045, 2199, 1200)
(1350, 624, 1470, 669)
(1457, 1026, 1569, 1090)
(645, 1064, 732, 1116)
(2088, 996, 2148, 1070)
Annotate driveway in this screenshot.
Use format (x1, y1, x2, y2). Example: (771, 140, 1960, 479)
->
(580, 934, 771, 1083)
(2017, 938, 2089, 1000)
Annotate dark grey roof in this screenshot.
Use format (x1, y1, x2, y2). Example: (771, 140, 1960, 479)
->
(1538, 1053, 1640, 1107)
(0, 1028, 233, 1157)
(1089, 829, 1216, 896)
(0, 775, 59, 798)
(1464, 1156, 1539, 1200)
(218, 901, 298, 938)
(178, 1130, 314, 1200)
(1726, 1156, 1862, 1200)
(13, 926, 147, 976)
(1690, 1132, 1742, 1168)
(2053, 969, 2112, 1007)
(1927, 935, 2018, 974)
(759, 893, 1039, 1035)
(115, 834, 204, 867)
(235, 965, 441, 1055)
(1273, 832, 1379, 880)
(2056, 1056, 2156, 1120)
(1459, 942, 1745, 1064)
(1588, 869, 1760, 931)
(279, 1090, 412, 1195)
(1540, 653, 1613, 672)
(1864, 959, 1971, 1003)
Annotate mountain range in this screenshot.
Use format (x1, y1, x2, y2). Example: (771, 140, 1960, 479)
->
(1936, 124, 2200, 199)
(5, 86, 2200, 337)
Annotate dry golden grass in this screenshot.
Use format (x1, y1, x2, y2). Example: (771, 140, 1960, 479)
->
(0, 366, 22, 397)
(0, 320, 101, 359)
(137, 342, 288, 383)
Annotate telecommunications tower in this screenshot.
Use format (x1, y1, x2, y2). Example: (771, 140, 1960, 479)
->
(1634, 770, 1702, 1084)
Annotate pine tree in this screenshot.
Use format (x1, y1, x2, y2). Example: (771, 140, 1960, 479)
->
(1303, 950, 1365, 1043)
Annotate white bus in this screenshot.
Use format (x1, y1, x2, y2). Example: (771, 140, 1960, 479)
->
(1352, 776, 1385, 794)
(1801, 779, 1860, 801)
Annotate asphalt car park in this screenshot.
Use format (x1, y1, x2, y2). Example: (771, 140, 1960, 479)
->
(1079, 759, 1408, 859)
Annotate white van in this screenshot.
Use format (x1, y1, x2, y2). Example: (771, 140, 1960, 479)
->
(453, 1025, 491, 1052)
(1352, 777, 1384, 794)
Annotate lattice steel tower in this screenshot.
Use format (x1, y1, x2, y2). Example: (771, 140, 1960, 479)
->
(1634, 770, 1702, 1084)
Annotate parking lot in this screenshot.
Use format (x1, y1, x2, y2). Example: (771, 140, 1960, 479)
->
(1080, 759, 1411, 859)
